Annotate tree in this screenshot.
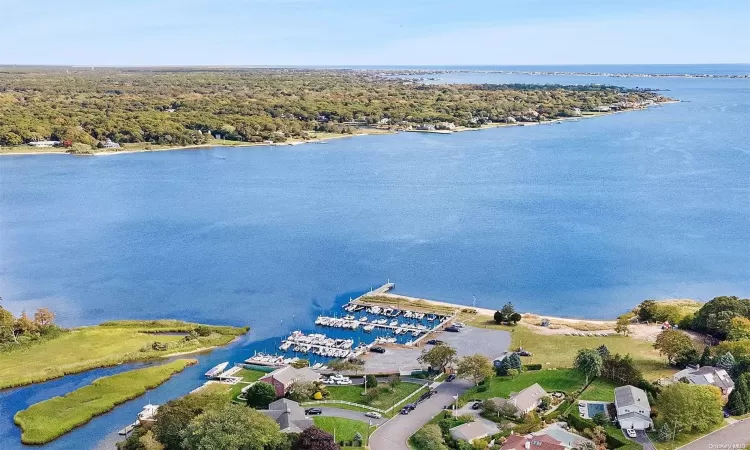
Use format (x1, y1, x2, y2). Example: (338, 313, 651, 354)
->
(509, 312, 522, 324)
(418, 344, 457, 373)
(615, 317, 631, 336)
(14, 311, 37, 336)
(288, 381, 320, 402)
(699, 346, 713, 366)
(674, 347, 700, 369)
(654, 329, 695, 364)
(728, 317, 750, 341)
(574, 349, 603, 385)
(583, 426, 606, 449)
(577, 441, 597, 450)
(0, 307, 17, 343)
(657, 384, 724, 433)
(182, 404, 282, 450)
(596, 345, 610, 359)
(246, 381, 277, 408)
(365, 374, 378, 389)
(506, 353, 522, 371)
(409, 424, 448, 450)
(727, 373, 750, 416)
(493, 311, 504, 324)
(693, 296, 750, 339)
(456, 354, 494, 386)
(637, 300, 659, 322)
(715, 352, 736, 372)
(656, 423, 671, 442)
(601, 353, 642, 386)
(501, 303, 515, 321)
(592, 412, 608, 426)
(292, 427, 339, 450)
(152, 388, 227, 450)
(33, 308, 55, 327)
(507, 368, 520, 378)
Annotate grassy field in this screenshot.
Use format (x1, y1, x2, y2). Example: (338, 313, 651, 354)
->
(0, 320, 247, 389)
(461, 369, 587, 402)
(650, 422, 726, 450)
(468, 316, 674, 380)
(313, 416, 371, 448)
(326, 382, 423, 411)
(14, 359, 195, 444)
(578, 378, 618, 402)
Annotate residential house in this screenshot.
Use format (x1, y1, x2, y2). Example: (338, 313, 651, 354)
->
(416, 124, 436, 131)
(449, 421, 495, 444)
(490, 383, 548, 417)
(614, 385, 653, 430)
(673, 366, 735, 395)
(260, 398, 313, 433)
(28, 140, 60, 147)
(501, 433, 566, 450)
(259, 365, 321, 398)
(101, 138, 120, 149)
(493, 352, 513, 368)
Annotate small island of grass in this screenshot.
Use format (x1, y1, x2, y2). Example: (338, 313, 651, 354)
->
(0, 306, 248, 389)
(14, 359, 196, 444)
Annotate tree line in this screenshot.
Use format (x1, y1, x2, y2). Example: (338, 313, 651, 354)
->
(0, 67, 669, 149)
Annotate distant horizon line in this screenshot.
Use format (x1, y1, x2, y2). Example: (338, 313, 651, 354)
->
(1, 63, 749, 68)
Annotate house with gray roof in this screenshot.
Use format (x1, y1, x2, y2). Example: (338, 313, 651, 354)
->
(449, 421, 496, 444)
(489, 383, 548, 417)
(260, 398, 313, 433)
(614, 385, 652, 430)
(673, 366, 735, 395)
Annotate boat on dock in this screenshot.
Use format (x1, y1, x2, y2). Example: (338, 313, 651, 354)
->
(118, 423, 137, 435)
(205, 362, 229, 378)
(363, 324, 374, 332)
(137, 404, 159, 422)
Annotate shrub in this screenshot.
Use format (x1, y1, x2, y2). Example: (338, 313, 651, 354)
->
(365, 374, 378, 388)
(524, 364, 542, 371)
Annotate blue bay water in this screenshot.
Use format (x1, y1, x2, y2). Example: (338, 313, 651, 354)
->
(0, 65, 749, 448)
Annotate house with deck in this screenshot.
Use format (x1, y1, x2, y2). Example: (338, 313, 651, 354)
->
(614, 385, 652, 430)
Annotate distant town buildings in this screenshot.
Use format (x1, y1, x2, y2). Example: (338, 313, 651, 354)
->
(27, 140, 60, 147)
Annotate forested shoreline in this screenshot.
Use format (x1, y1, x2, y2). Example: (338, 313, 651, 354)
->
(0, 67, 670, 152)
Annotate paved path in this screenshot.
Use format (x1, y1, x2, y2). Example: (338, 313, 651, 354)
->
(315, 406, 387, 426)
(369, 380, 472, 450)
(679, 418, 750, 450)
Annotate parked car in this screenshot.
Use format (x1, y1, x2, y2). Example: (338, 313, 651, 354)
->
(418, 391, 434, 403)
(446, 374, 456, 382)
(369, 346, 386, 354)
(723, 410, 731, 418)
(517, 350, 532, 357)
(626, 429, 637, 438)
(364, 411, 382, 419)
(426, 339, 444, 345)
(305, 408, 322, 415)
(404, 403, 417, 411)
(471, 401, 482, 410)
(445, 326, 460, 332)
(454, 322, 466, 328)
(400, 407, 410, 415)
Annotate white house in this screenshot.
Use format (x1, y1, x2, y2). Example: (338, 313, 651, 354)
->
(614, 385, 652, 430)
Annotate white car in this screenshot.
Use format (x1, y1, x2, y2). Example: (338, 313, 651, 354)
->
(364, 411, 382, 419)
(626, 429, 637, 438)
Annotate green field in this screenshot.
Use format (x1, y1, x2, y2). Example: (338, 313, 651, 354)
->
(0, 320, 246, 389)
(313, 416, 372, 448)
(461, 369, 587, 402)
(468, 316, 675, 380)
(326, 382, 423, 411)
(14, 359, 195, 444)
(578, 378, 618, 402)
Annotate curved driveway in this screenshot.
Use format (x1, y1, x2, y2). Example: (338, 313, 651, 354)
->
(369, 380, 473, 450)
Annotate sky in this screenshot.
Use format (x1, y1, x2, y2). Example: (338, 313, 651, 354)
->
(1, 0, 748, 66)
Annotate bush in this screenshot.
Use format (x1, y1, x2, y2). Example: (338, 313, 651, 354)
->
(524, 364, 542, 371)
(245, 381, 277, 408)
(194, 326, 211, 337)
(365, 374, 378, 388)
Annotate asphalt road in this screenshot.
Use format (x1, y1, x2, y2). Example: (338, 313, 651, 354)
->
(369, 379, 473, 450)
(679, 418, 750, 450)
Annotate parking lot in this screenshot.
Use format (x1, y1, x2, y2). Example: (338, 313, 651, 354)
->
(363, 325, 511, 373)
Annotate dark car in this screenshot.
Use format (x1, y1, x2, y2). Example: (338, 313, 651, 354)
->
(369, 346, 386, 353)
(517, 350, 532, 357)
(400, 407, 411, 415)
(723, 410, 731, 418)
(445, 326, 460, 332)
(446, 374, 456, 382)
(404, 403, 417, 411)
(426, 339, 444, 345)
(471, 401, 482, 410)
(305, 408, 322, 415)
(418, 391, 434, 403)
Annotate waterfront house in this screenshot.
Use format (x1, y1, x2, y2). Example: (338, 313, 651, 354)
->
(260, 398, 313, 433)
(27, 140, 60, 147)
(614, 385, 652, 430)
(101, 138, 120, 148)
(489, 383, 548, 417)
(501, 433, 566, 450)
(416, 124, 436, 131)
(449, 421, 495, 444)
(673, 366, 735, 395)
(259, 365, 321, 397)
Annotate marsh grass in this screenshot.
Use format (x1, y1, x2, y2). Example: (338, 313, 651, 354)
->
(14, 359, 196, 444)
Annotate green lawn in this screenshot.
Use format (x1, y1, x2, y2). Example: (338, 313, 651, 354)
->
(326, 382, 423, 411)
(235, 368, 266, 382)
(461, 369, 587, 402)
(0, 321, 246, 389)
(579, 378, 618, 402)
(649, 422, 726, 450)
(468, 316, 675, 380)
(14, 359, 195, 444)
(313, 416, 372, 448)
